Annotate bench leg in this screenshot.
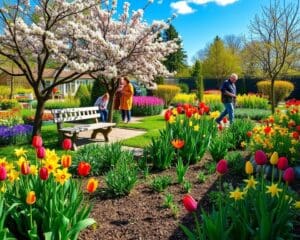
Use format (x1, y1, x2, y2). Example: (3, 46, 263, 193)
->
(91, 127, 112, 142)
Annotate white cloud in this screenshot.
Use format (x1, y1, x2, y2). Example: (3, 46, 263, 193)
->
(170, 1, 195, 15)
(157, 0, 163, 4)
(190, 0, 238, 6)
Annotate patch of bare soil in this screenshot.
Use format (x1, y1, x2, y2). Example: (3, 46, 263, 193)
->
(79, 151, 300, 240)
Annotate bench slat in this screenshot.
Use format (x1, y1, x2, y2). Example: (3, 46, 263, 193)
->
(59, 123, 116, 133)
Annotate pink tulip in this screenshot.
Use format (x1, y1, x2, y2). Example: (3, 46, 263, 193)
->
(254, 150, 267, 165)
(32, 135, 43, 148)
(283, 167, 295, 184)
(62, 139, 72, 150)
(277, 157, 288, 170)
(36, 147, 46, 159)
(183, 195, 197, 212)
(0, 166, 7, 181)
(216, 159, 228, 175)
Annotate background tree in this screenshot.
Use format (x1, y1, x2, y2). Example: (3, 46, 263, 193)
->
(191, 60, 204, 101)
(0, 0, 100, 136)
(223, 34, 245, 55)
(202, 36, 241, 87)
(248, 0, 300, 113)
(81, 1, 178, 123)
(162, 24, 187, 72)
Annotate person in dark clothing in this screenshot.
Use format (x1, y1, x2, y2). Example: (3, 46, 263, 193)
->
(216, 73, 238, 124)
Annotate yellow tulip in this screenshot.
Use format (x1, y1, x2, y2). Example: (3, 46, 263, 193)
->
(245, 161, 253, 175)
(26, 191, 36, 205)
(269, 152, 278, 165)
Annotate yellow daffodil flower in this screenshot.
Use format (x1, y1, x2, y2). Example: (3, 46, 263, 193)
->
(289, 147, 296, 154)
(30, 165, 38, 175)
(209, 111, 220, 119)
(229, 188, 244, 201)
(16, 157, 26, 168)
(43, 160, 59, 174)
(8, 170, 19, 182)
(194, 125, 199, 131)
(294, 201, 300, 209)
(244, 176, 258, 189)
(54, 168, 71, 185)
(189, 121, 193, 127)
(266, 183, 282, 198)
(245, 161, 253, 175)
(14, 148, 27, 157)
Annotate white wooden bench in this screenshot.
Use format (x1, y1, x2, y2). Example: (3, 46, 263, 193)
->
(51, 106, 116, 150)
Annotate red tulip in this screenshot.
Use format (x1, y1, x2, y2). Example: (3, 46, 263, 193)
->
(177, 106, 184, 114)
(36, 147, 46, 159)
(216, 159, 228, 175)
(296, 125, 300, 132)
(185, 109, 193, 118)
(21, 162, 30, 175)
(171, 139, 185, 149)
(222, 117, 228, 124)
(292, 131, 299, 140)
(77, 162, 91, 177)
(218, 124, 223, 131)
(264, 126, 272, 134)
(246, 131, 252, 137)
(283, 167, 295, 184)
(39, 167, 49, 180)
(86, 178, 99, 193)
(254, 150, 267, 165)
(199, 102, 206, 109)
(277, 157, 288, 170)
(164, 110, 172, 121)
(203, 105, 210, 113)
(183, 194, 197, 212)
(62, 139, 72, 150)
(0, 166, 7, 181)
(32, 135, 43, 148)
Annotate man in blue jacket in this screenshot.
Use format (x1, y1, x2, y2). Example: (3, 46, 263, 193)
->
(216, 73, 238, 124)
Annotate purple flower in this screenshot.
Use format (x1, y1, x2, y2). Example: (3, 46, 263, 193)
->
(133, 96, 164, 107)
(0, 124, 33, 145)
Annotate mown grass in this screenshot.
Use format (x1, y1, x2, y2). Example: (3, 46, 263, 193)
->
(118, 115, 166, 148)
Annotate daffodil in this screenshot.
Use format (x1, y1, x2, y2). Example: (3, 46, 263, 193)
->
(30, 165, 38, 175)
(294, 201, 300, 209)
(14, 148, 27, 157)
(209, 111, 220, 119)
(168, 115, 176, 124)
(289, 147, 296, 154)
(194, 125, 199, 131)
(8, 169, 19, 182)
(244, 176, 258, 189)
(189, 121, 193, 127)
(245, 161, 253, 175)
(16, 156, 26, 168)
(229, 188, 244, 201)
(266, 183, 282, 198)
(54, 168, 71, 185)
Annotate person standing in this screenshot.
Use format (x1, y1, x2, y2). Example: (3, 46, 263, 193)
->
(120, 77, 134, 123)
(216, 73, 238, 124)
(94, 93, 109, 122)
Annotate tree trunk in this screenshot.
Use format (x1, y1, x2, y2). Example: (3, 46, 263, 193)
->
(271, 79, 275, 114)
(32, 97, 46, 137)
(107, 90, 116, 122)
(9, 75, 14, 99)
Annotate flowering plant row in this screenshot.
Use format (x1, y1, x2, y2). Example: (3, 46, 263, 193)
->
(181, 150, 299, 239)
(0, 124, 33, 146)
(131, 96, 164, 116)
(0, 136, 97, 239)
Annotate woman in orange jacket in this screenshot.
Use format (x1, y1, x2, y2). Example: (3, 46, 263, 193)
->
(120, 77, 134, 123)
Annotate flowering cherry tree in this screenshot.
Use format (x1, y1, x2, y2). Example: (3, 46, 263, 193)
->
(82, 0, 179, 121)
(0, 0, 101, 136)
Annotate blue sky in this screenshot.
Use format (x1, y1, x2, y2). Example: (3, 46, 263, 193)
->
(121, 0, 271, 64)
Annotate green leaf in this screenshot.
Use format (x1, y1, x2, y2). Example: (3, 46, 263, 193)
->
(68, 218, 96, 238)
(179, 224, 197, 240)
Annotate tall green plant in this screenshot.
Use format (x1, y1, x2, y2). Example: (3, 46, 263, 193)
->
(192, 60, 204, 102)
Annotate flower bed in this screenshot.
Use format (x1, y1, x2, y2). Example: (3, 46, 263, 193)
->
(0, 124, 33, 145)
(131, 96, 164, 116)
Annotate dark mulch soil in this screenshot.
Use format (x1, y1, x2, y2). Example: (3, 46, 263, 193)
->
(80, 151, 289, 240)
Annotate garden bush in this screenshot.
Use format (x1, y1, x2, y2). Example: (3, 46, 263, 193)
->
(131, 96, 164, 116)
(153, 84, 181, 107)
(172, 93, 196, 105)
(257, 80, 294, 105)
(72, 142, 123, 176)
(177, 83, 189, 93)
(0, 99, 20, 110)
(150, 176, 172, 192)
(32, 97, 80, 109)
(225, 151, 245, 175)
(209, 134, 231, 162)
(0, 86, 33, 99)
(75, 84, 91, 107)
(105, 151, 138, 196)
(0, 108, 23, 126)
(235, 108, 271, 121)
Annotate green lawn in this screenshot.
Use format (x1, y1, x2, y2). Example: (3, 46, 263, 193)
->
(118, 115, 166, 148)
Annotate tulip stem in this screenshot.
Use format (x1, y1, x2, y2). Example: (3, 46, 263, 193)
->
(193, 212, 201, 236)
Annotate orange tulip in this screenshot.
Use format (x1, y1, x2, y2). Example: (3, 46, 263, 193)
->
(21, 162, 30, 175)
(86, 178, 98, 193)
(171, 139, 185, 149)
(61, 155, 72, 168)
(26, 191, 36, 205)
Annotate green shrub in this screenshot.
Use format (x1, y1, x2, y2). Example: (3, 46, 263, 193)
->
(75, 84, 91, 107)
(105, 151, 138, 196)
(71, 142, 123, 176)
(150, 176, 172, 192)
(257, 80, 294, 105)
(235, 108, 271, 121)
(0, 86, 33, 99)
(113, 110, 122, 124)
(153, 85, 181, 107)
(90, 78, 106, 105)
(0, 99, 20, 110)
(177, 83, 189, 93)
(32, 98, 80, 109)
